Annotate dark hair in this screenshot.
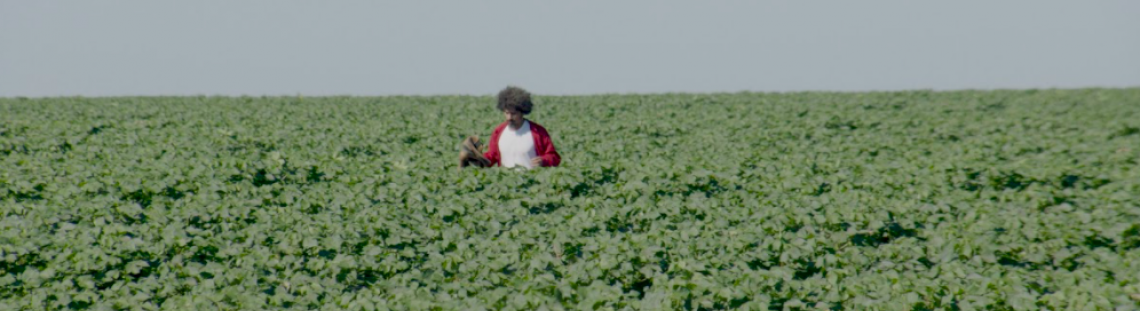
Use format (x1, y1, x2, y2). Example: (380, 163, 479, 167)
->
(497, 86, 533, 114)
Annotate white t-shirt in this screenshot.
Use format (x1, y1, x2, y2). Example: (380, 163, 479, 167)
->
(498, 120, 538, 169)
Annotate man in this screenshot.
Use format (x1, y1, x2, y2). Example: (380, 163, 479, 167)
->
(483, 86, 561, 168)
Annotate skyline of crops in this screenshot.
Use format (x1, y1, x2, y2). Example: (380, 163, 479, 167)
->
(2, 88, 1139, 310)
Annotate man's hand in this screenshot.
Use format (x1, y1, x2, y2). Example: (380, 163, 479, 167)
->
(530, 157, 544, 168)
(458, 136, 492, 170)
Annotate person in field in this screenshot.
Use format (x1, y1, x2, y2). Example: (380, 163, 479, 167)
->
(482, 86, 562, 169)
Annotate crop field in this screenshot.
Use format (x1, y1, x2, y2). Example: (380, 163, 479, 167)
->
(1, 89, 1139, 310)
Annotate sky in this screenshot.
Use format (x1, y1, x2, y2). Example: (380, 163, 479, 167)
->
(2, 1, 1138, 97)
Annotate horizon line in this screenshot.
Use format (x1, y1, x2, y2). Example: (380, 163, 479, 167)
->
(3, 85, 1139, 99)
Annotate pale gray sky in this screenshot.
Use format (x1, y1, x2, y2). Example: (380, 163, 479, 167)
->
(2, 1, 1138, 97)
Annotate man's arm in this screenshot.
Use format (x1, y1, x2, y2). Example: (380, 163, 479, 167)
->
(483, 126, 503, 167)
(534, 126, 561, 167)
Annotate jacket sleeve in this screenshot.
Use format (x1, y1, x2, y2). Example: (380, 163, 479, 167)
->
(536, 127, 561, 167)
(483, 126, 502, 167)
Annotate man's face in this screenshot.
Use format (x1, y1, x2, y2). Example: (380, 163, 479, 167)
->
(503, 109, 524, 129)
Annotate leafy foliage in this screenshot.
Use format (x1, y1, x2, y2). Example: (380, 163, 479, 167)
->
(1, 89, 1139, 310)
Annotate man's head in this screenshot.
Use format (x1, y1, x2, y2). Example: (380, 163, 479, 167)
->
(497, 86, 533, 129)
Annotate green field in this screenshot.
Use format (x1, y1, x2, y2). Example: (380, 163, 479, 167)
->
(2, 89, 1139, 310)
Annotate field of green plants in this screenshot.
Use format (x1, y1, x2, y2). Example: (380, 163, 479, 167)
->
(2, 89, 1139, 310)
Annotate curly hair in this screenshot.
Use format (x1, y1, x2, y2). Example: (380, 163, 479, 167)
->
(497, 86, 533, 114)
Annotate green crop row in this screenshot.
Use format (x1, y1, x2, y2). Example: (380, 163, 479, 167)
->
(1, 89, 1138, 310)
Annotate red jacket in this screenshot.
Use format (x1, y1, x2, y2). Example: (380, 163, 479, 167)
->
(484, 120, 562, 167)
